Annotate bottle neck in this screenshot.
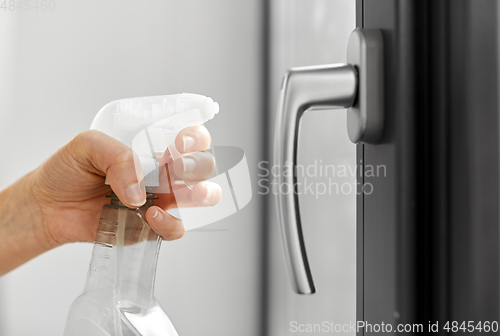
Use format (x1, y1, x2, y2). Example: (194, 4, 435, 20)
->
(85, 194, 162, 308)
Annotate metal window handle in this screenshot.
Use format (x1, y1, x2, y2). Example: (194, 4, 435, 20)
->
(273, 29, 384, 295)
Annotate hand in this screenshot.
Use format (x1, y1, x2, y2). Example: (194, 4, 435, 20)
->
(0, 126, 221, 275)
(27, 126, 221, 248)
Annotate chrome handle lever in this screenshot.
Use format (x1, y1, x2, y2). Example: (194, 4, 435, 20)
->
(274, 64, 357, 295)
(274, 29, 384, 295)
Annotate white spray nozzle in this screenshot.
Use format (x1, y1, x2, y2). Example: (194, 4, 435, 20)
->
(91, 93, 219, 187)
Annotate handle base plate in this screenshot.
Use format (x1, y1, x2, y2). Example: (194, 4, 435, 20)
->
(346, 29, 384, 144)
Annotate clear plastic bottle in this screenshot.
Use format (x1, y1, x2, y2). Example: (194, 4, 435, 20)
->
(64, 193, 179, 336)
(64, 93, 220, 335)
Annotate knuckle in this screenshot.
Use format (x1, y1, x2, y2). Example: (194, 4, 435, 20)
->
(66, 130, 103, 166)
(114, 148, 135, 166)
(71, 130, 106, 158)
(73, 130, 99, 146)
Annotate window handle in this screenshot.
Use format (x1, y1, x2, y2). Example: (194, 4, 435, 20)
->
(273, 29, 384, 294)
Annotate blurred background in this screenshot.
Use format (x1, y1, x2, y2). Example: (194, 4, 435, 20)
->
(0, 1, 356, 335)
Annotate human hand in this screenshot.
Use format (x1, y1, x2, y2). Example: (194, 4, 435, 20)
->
(29, 126, 221, 247)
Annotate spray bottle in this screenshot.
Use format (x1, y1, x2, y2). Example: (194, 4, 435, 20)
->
(63, 93, 219, 336)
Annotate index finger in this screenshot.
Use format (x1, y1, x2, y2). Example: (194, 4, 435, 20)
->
(175, 125, 212, 154)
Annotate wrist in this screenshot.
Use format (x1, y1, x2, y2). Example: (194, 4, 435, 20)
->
(28, 167, 61, 250)
(0, 169, 58, 275)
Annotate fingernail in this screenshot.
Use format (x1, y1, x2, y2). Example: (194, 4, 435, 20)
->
(204, 185, 213, 200)
(183, 135, 195, 152)
(182, 157, 196, 174)
(151, 209, 164, 223)
(125, 183, 146, 207)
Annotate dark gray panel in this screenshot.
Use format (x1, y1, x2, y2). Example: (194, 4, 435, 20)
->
(448, 0, 499, 324)
(360, 1, 500, 335)
(362, 1, 399, 333)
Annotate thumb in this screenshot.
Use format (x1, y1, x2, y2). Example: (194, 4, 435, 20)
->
(75, 130, 146, 208)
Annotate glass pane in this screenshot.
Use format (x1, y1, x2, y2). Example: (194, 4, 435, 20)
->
(267, 1, 356, 335)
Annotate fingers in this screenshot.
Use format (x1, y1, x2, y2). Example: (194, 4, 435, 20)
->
(172, 152, 215, 182)
(146, 182, 220, 240)
(72, 127, 217, 212)
(191, 182, 222, 206)
(175, 125, 211, 154)
(155, 125, 211, 166)
(154, 181, 222, 209)
(146, 206, 185, 240)
(73, 130, 146, 208)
